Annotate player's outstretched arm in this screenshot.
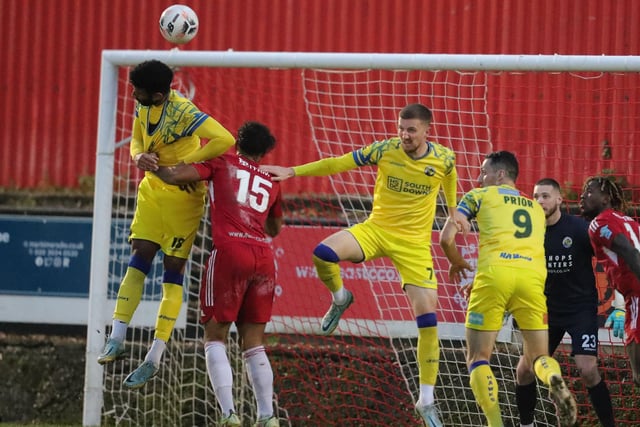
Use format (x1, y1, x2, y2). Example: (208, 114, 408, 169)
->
(263, 152, 360, 182)
(261, 165, 296, 182)
(182, 117, 235, 163)
(153, 164, 201, 186)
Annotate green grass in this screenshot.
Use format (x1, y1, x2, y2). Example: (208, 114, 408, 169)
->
(0, 424, 82, 427)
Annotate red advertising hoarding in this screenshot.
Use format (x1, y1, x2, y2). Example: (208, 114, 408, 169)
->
(270, 225, 615, 332)
(270, 225, 474, 326)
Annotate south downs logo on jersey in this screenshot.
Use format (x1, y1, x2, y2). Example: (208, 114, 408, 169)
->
(387, 176, 433, 195)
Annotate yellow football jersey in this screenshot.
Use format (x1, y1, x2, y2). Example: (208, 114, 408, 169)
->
(131, 90, 208, 167)
(457, 184, 546, 271)
(356, 138, 456, 241)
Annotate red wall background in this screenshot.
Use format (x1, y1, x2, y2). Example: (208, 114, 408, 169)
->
(1, 0, 639, 196)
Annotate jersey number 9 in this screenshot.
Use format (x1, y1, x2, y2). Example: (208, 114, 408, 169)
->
(513, 209, 532, 238)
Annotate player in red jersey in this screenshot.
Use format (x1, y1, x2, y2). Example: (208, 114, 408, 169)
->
(154, 121, 283, 427)
(581, 175, 640, 387)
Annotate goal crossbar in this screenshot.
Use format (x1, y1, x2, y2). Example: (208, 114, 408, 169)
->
(102, 50, 640, 72)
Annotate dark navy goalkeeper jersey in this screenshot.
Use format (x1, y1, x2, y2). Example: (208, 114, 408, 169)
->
(544, 212, 597, 314)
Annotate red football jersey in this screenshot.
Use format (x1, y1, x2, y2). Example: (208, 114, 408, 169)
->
(588, 208, 640, 298)
(192, 153, 282, 247)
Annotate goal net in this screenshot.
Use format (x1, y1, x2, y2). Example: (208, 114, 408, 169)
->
(84, 51, 640, 427)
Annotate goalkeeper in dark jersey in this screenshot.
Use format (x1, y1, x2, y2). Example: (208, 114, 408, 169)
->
(515, 178, 616, 427)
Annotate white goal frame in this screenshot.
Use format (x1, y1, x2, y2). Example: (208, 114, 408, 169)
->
(84, 50, 640, 427)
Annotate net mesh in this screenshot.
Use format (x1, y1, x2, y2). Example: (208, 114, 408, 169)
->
(97, 64, 640, 426)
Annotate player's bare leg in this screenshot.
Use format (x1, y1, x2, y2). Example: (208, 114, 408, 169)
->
(574, 354, 615, 426)
(626, 342, 640, 387)
(523, 329, 577, 427)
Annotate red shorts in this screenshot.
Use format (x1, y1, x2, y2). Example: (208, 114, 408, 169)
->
(200, 242, 276, 324)
(625, 295, 640, 345)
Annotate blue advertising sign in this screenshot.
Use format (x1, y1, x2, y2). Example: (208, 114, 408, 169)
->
(0, 215, 92, 296)
(107, 217, 165, 300)
(0, 215, 166, 298)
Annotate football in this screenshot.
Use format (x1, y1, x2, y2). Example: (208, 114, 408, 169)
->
(159, 5, 199, 45)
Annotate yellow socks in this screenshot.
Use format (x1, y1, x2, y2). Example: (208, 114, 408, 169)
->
(155, 282, 183, 342)
(417, 323, 439, 386)
(533, 355, 563, 385)
(312, 254, 343, 292)
(113, 267, 146, 323)
(469, 361, 503, 427)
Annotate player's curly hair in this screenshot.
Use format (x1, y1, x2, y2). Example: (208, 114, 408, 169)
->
(237, 121, 276, 158)
(129, 60, 174, 94)
(583, 176, 627, 211)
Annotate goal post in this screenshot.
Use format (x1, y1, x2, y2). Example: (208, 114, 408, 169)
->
(83, 58, 118, 427)
(84, 50, 640, 427)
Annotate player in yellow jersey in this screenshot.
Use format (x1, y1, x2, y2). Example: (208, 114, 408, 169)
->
(263, 103, 457, 427)
(439, 151, 578, 427)
(97, 60, 235, 389)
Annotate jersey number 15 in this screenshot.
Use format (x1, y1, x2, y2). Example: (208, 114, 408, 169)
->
(236, 169, 273, 213)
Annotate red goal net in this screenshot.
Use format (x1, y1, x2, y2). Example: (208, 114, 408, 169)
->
(99, 62, 640, 426)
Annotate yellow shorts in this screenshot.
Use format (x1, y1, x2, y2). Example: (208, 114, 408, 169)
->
(130, 176, 206, 259)
(347, 220, 437, 289)
(466, 265, 547, 331)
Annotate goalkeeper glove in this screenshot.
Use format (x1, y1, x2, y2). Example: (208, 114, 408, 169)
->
(604, 308, 625, 339)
